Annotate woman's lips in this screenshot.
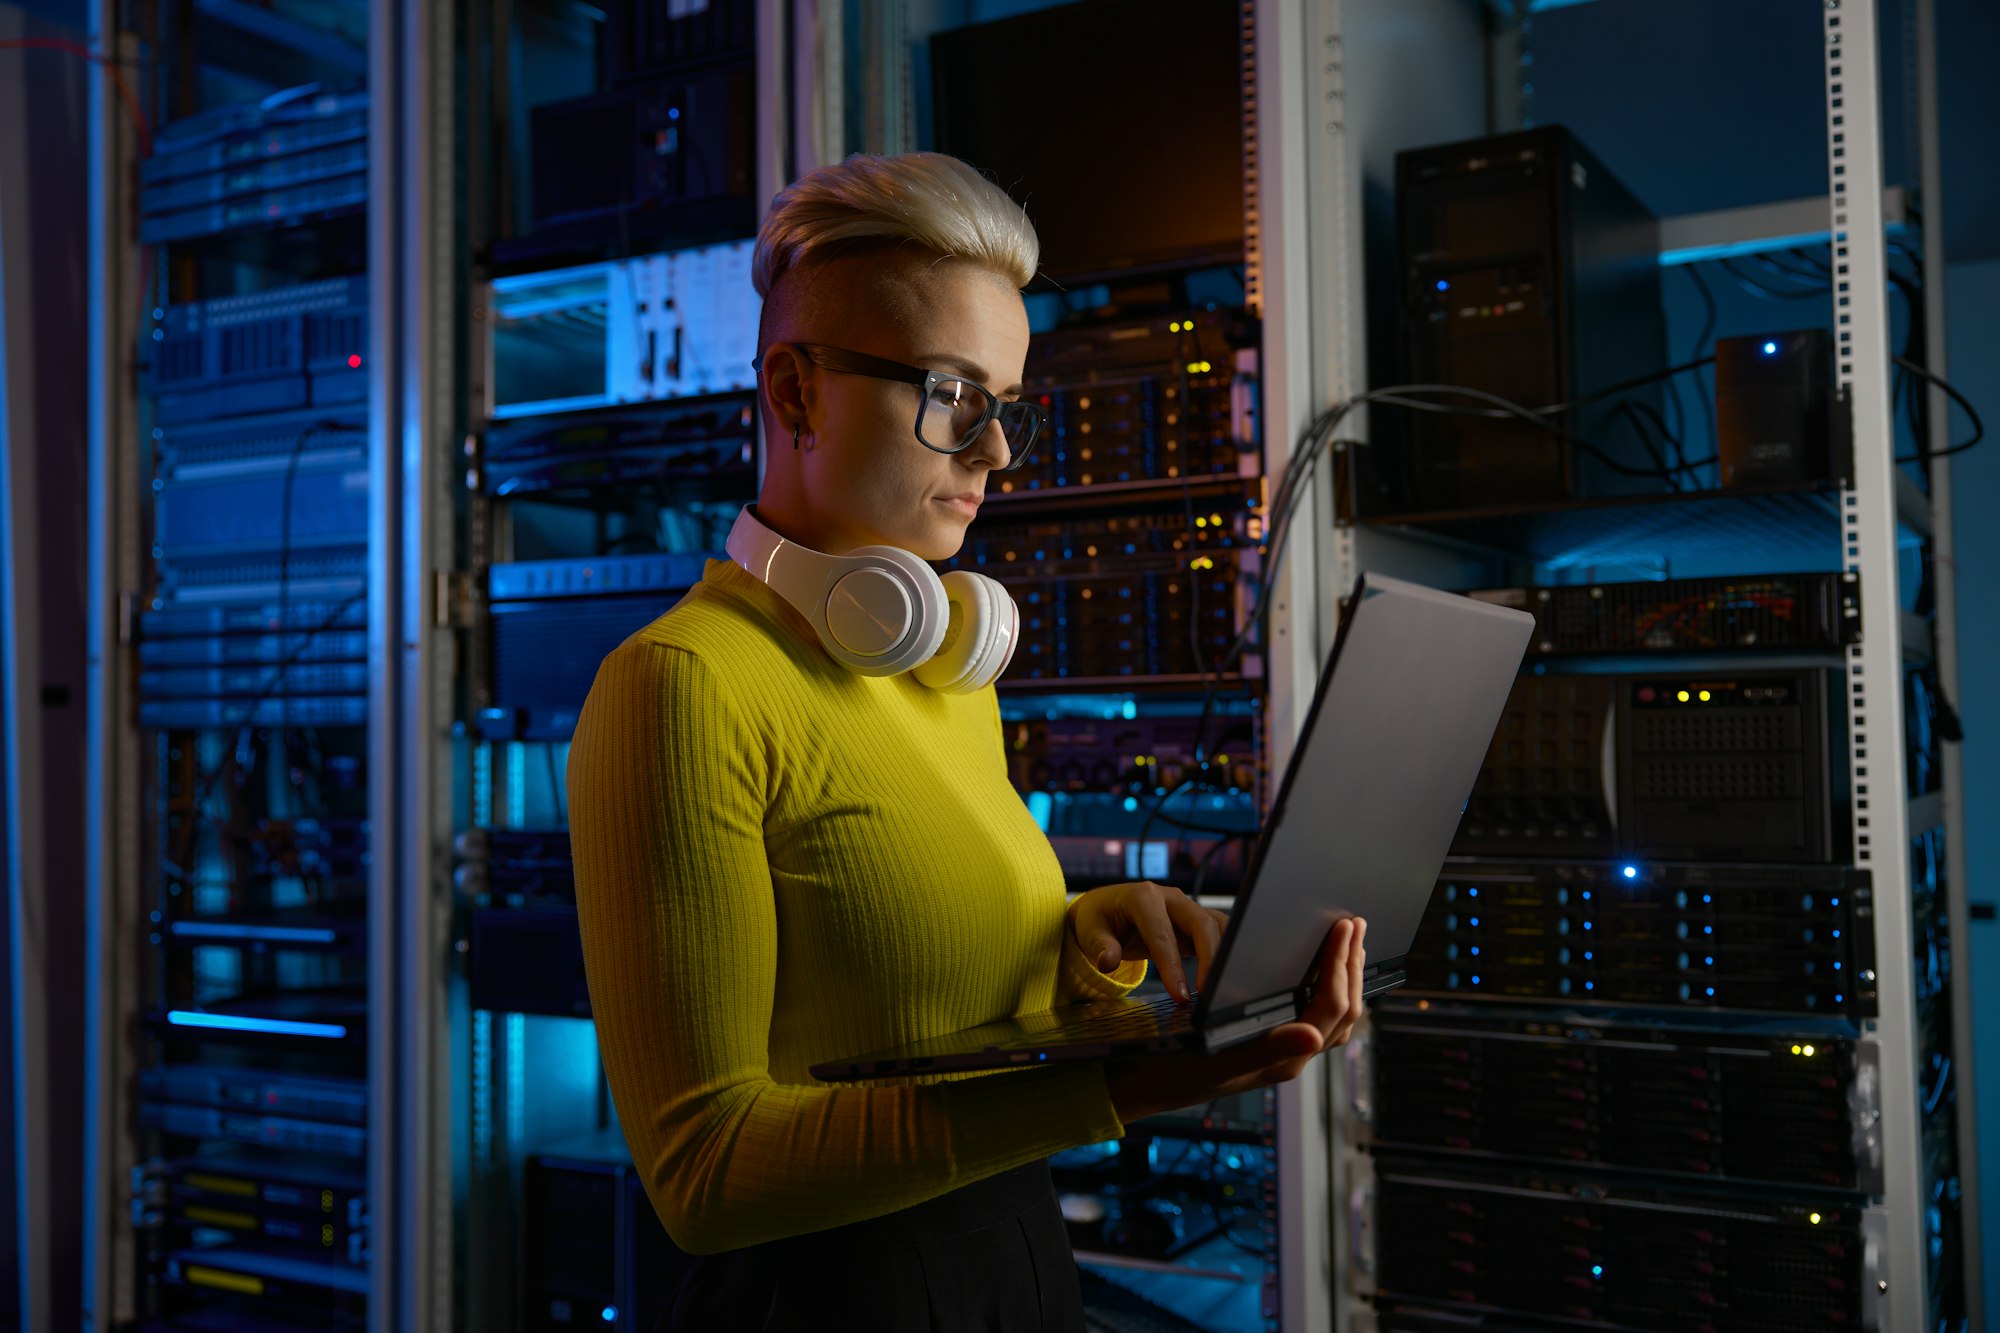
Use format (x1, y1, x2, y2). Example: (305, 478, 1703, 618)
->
(936, 495, 982, 517)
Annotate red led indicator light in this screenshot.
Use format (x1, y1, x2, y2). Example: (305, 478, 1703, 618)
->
(348, 354, 362, 369)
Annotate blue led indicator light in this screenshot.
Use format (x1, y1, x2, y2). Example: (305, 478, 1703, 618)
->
(1622, 865, 1638, 879)
(1436, 279, 1450, 292)
(1762, 340, 1778, 354)
(602, 1307, 618, 1322)
(1592, 1266, 1604, 1278)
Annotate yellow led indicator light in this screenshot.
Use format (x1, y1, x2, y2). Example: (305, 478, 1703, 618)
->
(1804, 1044, 1816, 1056)
(1195, 516, 1208, 528)
(1810, 1212, 1823, 1225)
(1792, 1044, 1803, 1055)
(1699, 690, 1712, 702)
(1677, 690, 1691, 703)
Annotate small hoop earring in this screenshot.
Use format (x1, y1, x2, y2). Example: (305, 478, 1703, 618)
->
(792, 422, 802, 451)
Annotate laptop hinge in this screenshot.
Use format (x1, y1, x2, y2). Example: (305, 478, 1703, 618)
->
(1201, 1005, 1297, 1053)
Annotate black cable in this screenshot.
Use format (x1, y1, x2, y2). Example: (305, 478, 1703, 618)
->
(274, 424, 319, 730)
(1190, 830, 1254, 898)
(165, 421, 367, 883)
(1614, 400, 1682, 493)
(1717, 255, 1826, 301)
(164, 588, 369, 883)
(1139, 350, 1788, 879)
(1684, 264, 1719, 476)
(1893, 355, 1985, 462)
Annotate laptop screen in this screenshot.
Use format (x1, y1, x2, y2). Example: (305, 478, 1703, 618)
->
(1199, 573, 1533, 1014)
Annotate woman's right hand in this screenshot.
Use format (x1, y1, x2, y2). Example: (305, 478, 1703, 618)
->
(1102, 916, 1366, 1124)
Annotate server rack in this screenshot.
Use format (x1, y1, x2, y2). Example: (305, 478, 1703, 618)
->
(1300, 2, 1976, 1331)
(78, 1, 810, 1326)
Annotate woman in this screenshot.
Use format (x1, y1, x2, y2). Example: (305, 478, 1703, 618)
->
(565, 150, 1367, 1332)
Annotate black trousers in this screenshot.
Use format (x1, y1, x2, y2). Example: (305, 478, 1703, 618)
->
(656, 1157, 1087, 1332)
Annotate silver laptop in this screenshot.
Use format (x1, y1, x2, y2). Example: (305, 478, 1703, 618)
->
(810, 571, 1534, 1082)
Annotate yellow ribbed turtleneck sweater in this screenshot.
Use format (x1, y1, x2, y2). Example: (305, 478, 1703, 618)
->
(565, 555, 1150, 1255)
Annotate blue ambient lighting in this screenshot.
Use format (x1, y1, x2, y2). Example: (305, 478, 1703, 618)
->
(1027, 791, 1053, 831)
(171, 922, 338, 944)
(167, 1011, 348, 1039)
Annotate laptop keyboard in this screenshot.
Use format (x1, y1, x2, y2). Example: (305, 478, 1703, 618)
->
(982, 993, 1195, 1050)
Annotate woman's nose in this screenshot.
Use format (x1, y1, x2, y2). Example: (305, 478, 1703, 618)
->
(966, 416, 1010, 470)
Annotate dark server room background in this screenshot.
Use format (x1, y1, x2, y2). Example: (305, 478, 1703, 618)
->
(0, 0, 1996, 1329)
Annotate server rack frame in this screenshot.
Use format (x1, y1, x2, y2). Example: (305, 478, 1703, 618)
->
(1312, 3, 1975, 1332)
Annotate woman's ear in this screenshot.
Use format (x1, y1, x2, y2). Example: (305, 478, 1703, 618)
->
(759, 343, 813, 435)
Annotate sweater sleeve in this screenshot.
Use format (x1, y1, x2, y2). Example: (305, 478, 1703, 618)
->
(568, 641, 1131, 1255)
(983, 689, 1150, 1005)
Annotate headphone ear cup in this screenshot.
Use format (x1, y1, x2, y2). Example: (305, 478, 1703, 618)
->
(816, 546, 949, 676)
(912, 571, 1017, 693)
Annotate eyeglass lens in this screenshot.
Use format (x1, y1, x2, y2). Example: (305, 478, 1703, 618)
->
(917, 378, 1038, 461)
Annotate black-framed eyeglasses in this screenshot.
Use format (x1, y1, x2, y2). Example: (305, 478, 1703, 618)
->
(751, 341, 1045, 472)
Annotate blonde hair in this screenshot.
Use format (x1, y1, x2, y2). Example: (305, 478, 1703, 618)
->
(751, 151, 1040, 302)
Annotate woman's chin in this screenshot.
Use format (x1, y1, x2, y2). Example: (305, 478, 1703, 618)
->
(901, 514, 971, 562)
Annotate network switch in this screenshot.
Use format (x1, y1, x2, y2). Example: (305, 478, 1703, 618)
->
(997, 309, 1259, 495)
(1466, 573, 1861, 656)
(1404, 859, 1876, 1017)
(149, 279, 368, 425)
(1373, 1160, 1862, 1331)
(484, 552, 713, 741)
(1370, 1006, 1860, 1188)
(1454, 668, 1844, 862)
(141, 86, 368, 244)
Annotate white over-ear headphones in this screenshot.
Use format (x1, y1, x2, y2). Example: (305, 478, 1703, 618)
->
(724, 505, 1020, 693)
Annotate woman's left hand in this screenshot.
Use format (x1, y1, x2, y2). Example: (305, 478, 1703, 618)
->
(1067, 881, 1229, 1003)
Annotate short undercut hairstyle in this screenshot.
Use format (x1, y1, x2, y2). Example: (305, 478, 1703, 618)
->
(751, 151, 1039, 350)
